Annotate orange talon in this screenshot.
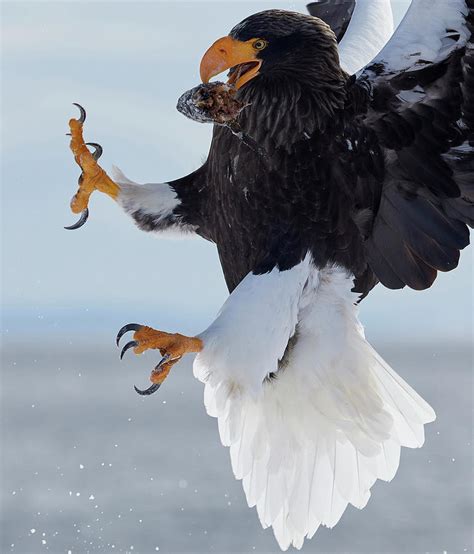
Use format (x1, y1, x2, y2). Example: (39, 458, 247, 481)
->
(150, 359, 174, 385)
(66, 104, 120, 222)
(116, 323, 203, 396)
(132, 326, 203, 358)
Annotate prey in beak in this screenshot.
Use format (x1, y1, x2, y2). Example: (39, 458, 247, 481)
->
(200, 36, 266, 89)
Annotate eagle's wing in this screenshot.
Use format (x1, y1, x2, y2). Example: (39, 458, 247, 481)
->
(308, 0, 394, 74)
(352, 0, 473, 291)
(306, 0, 356, 42)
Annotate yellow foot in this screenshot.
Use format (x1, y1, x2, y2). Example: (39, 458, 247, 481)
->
(116, 323, 203, 396)
(65, 103, 120, 230)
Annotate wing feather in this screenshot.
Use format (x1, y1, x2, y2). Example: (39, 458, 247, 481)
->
(306, 0, 356, 42)
(351, 0, 473, 291)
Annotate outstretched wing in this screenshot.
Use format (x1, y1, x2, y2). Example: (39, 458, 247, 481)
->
(352, 0, 473, 291)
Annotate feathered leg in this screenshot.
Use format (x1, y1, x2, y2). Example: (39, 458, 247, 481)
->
(193, 263, 436, 550)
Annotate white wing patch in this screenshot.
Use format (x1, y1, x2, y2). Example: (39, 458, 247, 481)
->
(368, 0, 470, 75)
(194, 264, 435, 550)
(338, 0, 394, 74)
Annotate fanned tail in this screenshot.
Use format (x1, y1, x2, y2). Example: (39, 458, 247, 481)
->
(194, 268, 435, 550)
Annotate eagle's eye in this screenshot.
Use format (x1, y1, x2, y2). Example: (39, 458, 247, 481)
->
(253, 39, 268, 51)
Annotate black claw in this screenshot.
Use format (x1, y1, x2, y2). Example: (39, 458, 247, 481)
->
(116, 323, 142, 346)
(154, 354, 171, 370)
(72, 103, 86, 123)
(120, 340, 138, 360)
(64, 208, 89, 230)
(86, 142, 103, 161)
(134, 383, 161, 396)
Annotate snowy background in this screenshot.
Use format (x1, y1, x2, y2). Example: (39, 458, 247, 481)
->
(1, 1, 472, 553)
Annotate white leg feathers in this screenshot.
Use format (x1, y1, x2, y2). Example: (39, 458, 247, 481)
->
(194, 263, 435, 550)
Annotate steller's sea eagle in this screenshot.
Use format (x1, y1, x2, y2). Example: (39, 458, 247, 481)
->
(65, 0, 473, 549)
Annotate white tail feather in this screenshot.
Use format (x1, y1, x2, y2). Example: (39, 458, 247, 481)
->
(194, 267, 435, 550)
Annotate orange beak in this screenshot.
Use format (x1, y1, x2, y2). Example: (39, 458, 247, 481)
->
(200, 36, 262, 89)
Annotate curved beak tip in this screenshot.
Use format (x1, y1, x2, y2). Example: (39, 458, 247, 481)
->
(199, 36, 260, 89)
(199, 38, 230, 84)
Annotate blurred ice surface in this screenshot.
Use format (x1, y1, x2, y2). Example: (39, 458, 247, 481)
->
(1, 339, 472, 553)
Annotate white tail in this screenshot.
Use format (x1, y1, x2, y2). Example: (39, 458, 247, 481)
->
(194, 267, 436, 550)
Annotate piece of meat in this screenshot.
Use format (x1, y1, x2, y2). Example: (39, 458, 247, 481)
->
(176, 81, 268, 165)
(176, 82, 246, 125)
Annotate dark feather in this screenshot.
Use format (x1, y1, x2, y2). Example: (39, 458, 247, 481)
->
(166, 7, 473, 298)
(306, 0, 356, 43)
(349, 2, 474, 293)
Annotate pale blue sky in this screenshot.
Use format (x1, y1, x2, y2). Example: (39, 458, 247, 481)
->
(1, 1, 472, 342)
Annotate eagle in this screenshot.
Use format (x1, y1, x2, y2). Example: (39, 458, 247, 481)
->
(66, 0, 473, 550)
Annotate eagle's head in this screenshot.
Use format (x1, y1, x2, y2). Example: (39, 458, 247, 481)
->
(200, 10, 348, 146)
(200, 10, 344, 91)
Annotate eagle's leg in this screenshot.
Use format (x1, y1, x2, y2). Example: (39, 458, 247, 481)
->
(67, 104, 120, 221)
(116, 324, 203, 395)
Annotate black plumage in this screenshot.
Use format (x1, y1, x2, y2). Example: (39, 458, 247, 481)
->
(306, 0, 356, 42)
(135, 6, 473, 298)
